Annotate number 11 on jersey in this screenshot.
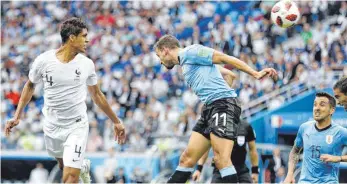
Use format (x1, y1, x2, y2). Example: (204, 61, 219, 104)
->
(213, 113, 227, 126)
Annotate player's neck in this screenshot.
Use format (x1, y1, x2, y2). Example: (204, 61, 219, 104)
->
(56, 44, 79, 63)
(316, 117, 332, 130)
(173, 48, 183, 64)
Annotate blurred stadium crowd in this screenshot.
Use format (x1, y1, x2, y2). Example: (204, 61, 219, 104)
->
(1, 1, 346, 153)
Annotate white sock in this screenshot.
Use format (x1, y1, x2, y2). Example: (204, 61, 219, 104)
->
(81, 162, 87, 173)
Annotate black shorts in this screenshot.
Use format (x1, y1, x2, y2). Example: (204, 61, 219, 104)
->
(192, 97, 241, 140)
(212, 164, 252, 183)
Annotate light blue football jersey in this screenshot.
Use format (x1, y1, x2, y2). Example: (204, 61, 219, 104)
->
(295, 121, 347, 183)
(178, 44, 237, 104)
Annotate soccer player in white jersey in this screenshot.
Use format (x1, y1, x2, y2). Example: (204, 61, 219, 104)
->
(5, 17, 126, 183)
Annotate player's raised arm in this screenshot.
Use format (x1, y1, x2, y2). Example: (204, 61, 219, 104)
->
(5, 80, 36, 137)
(88, 84, 125, 144)
(212, 50, 278, 81)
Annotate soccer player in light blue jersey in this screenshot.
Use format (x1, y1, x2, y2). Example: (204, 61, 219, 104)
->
(284, 92, 347, 183)
(333, 77, 347, 111)
(154, 35, 278, 183)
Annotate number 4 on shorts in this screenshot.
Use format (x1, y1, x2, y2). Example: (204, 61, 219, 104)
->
(75, 145, 82, 157)
(212, 113, 227, 126)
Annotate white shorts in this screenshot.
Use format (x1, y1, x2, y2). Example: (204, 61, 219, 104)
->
(44, 121, 89, 169)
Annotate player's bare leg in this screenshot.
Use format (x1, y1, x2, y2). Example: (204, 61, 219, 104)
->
(56, 158, 64, 170)
(210, 133, 237, 183)
(63, 166, 80, 183)
(167, 132, 211, 183)
(60, 159, 91, 183)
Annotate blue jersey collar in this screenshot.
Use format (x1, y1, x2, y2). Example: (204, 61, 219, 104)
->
(178, 49, 185, 65)
(314, 123, 332, 132)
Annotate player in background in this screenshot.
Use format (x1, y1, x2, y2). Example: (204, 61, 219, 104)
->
(5, 18, 126, 183)
(284, 92, 347, 183)
(333, 77, 347, 111)
(154, 35, 277, 183)
(192, 119, 259, 183)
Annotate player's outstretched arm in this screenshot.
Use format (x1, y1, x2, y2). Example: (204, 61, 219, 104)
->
(320, 154, 347, 162)
(248, 140, 259, 183)
(88, 85, 125, 144)
(192, 148, 210, 181)
(5, 80, 35, 137)
(284, 145, 302, 183)
(212, 50, 278, 81)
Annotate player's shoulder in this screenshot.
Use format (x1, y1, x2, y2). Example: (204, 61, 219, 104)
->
(240, 120, 252, 129)
(184, 44, 214, 58)
(182, 44, 197, 55)
(184, 44, 207, 53)
(76, 53, 93, 63)
(186, 44, 201, 49)
(35, 49, 56, 61)
(75, 53, 94, 68)
(331, 123, 347, 132)
(299, 120, 315, 130)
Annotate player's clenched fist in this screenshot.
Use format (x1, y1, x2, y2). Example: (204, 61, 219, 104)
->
(252, 173, 258, 183)
(283, 176, 295, 184)
(255, 68, 278, 81)
(192, 170, 201, 182)
(114, 123, 126, 144)
(5, 118, 20, 137)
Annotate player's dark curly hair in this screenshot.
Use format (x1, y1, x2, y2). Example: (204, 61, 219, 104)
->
(153, 35, 181, 50)
(60, 17, 87, 44)
(333, 77, 347, 95)
(316, 92, 336, 108)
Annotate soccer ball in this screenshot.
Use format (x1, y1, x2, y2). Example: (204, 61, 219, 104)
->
(271, 0, 300, 28)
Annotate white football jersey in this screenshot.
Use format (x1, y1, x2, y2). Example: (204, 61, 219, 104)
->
(29, 50, 97, 126)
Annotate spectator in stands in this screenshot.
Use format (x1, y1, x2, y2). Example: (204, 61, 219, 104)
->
(130, 167, 148, 183)
(28, 163, 48, 184)
(104, 148, 118, 183)
(87, 128, 104, 152)
(266, 148, 286, 183)
(114, 167, 127, 183)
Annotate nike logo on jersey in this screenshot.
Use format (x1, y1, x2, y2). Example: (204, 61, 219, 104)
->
(72, 159, 80, 162)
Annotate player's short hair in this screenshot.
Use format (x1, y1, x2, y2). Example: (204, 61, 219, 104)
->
(333, 77, 347, 95)
(315, 92, 336, 108)
(60, 17, 87, 44)
(153, 35, 180, 51)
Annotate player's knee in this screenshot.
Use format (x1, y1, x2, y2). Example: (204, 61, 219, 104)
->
(213, 153, 231, 169)
(63, 170, 80, 183)
(179, 150, 195, 167)
(64, 173, 79, 183)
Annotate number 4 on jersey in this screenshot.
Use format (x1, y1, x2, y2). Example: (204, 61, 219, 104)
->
(46, 75, 53, 86)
